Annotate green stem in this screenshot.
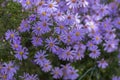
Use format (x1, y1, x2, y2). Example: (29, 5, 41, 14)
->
(78, 66, 96, 80)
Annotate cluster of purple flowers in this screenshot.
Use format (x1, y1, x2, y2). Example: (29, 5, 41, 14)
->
(0, 61, 19, 80)
(4, 0, 120, 79)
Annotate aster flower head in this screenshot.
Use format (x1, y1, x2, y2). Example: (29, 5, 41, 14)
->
(89, 46, 101, 59)
(104, 39, 119, 53)
(51, 67, 63, 79)
(31, 36, 43, 47)
(21, 0, 34, 10)
(59, 47, 75, 61)
(66, 0, 79, 9)
(78, 0, 89, 7)
(41, 59, 52, 72)
(11, 37, 22, 50)
(92, 33, 102, 44)
(58, 1, 68, 12)
(32, 22, 44, 35)
(15, 47, 29, 60)
(113, 17, 120, 29)
(97, 4, 110, 17)
(61, 64, 79, 80)
(73, 43, 86, 60)
(54, 11, 65, 22)
(34, 50, 47, 66)
(97, 59, 108, 69)
(64, 12, 75, 25)
(55, 21, 67, 34)
(85, 20, 98, 32)
(39, 19, 51, 34)
(19, 73, 39, 80)
(60, 31, 74, 45)
(45, 37, 59, 52)
(5, 30, 19, 42)
(37, 7, 50, 20)
(71, 28, 85, 41)
(1, 61, 19, 80)
(112, 76, 120, 80)
(46, 0, 58, 13)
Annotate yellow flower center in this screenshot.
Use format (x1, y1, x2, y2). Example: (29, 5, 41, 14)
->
(66, 51, 71, 55)
(118, 21, 120, 25)
(10, 34, 14, 38)
(60, 25, 64, 29)
(26, 0, 30, 5)
(71, 0, 76, 3)
(42, 12, 46, 16)
(96, 36, 99, 40)
(76, 32, 80, 36)
(77, 52, 81, 56)
(49, 43, 54, 47)
(37, 27, 41, 31)
(49, 4, 53, 8)
(14, 44, 18, 48)
(3, 75, 7, 79)
(43, 22, 47, 27)
(39, 1, 44, 6)
(19, 51, 23, 55)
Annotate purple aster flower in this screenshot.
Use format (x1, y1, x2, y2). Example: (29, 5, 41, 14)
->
(31, 36, 43, 47)
(58, 1, 68, 12)
(55, 21, 67, 34)
(67, 67, 79, 80)
(103, 39, 119, 53)
(113, 17, 120, 29)
(15, 47, 29, 60)
(18, 19, 31, 32)
(19, 73, 39, 80)
(5, 30, 19, 42)
(45, 37, 59, 53)
(11, 37, 22, 50)
(73, 43, 86, 60)
(34, 0, 45, 7)
(59, 47, 75, 61)
(115, 0, 120, 4)
(32, 22, 44, 35)
(66, 0, 79, 9)
(64, 12, 75, 25)
(51, 67, 63, 79)
(104, 28, 116, 40)
(39, 19, 51, 34)
(89, 46, 101, 59)
(46, 0, 58, 13)
(61, 64, 78, 80)
(37, 7, 50, 20)
(108, 2, 118, 15)
(21, 0, 34, 10)
(41, 59, 52, 72)
(85, 20, 98, 32)
(78, 0, 89, 7)
(112, 76, 120, 80)
(28, 14, 36, 22)
(97, 59, 108, 69)
(100, 18, 112, 32)
(87, 41, 97, 50)
(60, 31, 74, 45)
(34, 50, 47, 67)
(71, 28, 85, 41)
(54, 11, 65, 22)
(0, 61, 19, 80)
(92, 33, 102, 44)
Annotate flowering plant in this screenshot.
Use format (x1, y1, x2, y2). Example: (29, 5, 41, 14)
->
(0, 0, 120, 80)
